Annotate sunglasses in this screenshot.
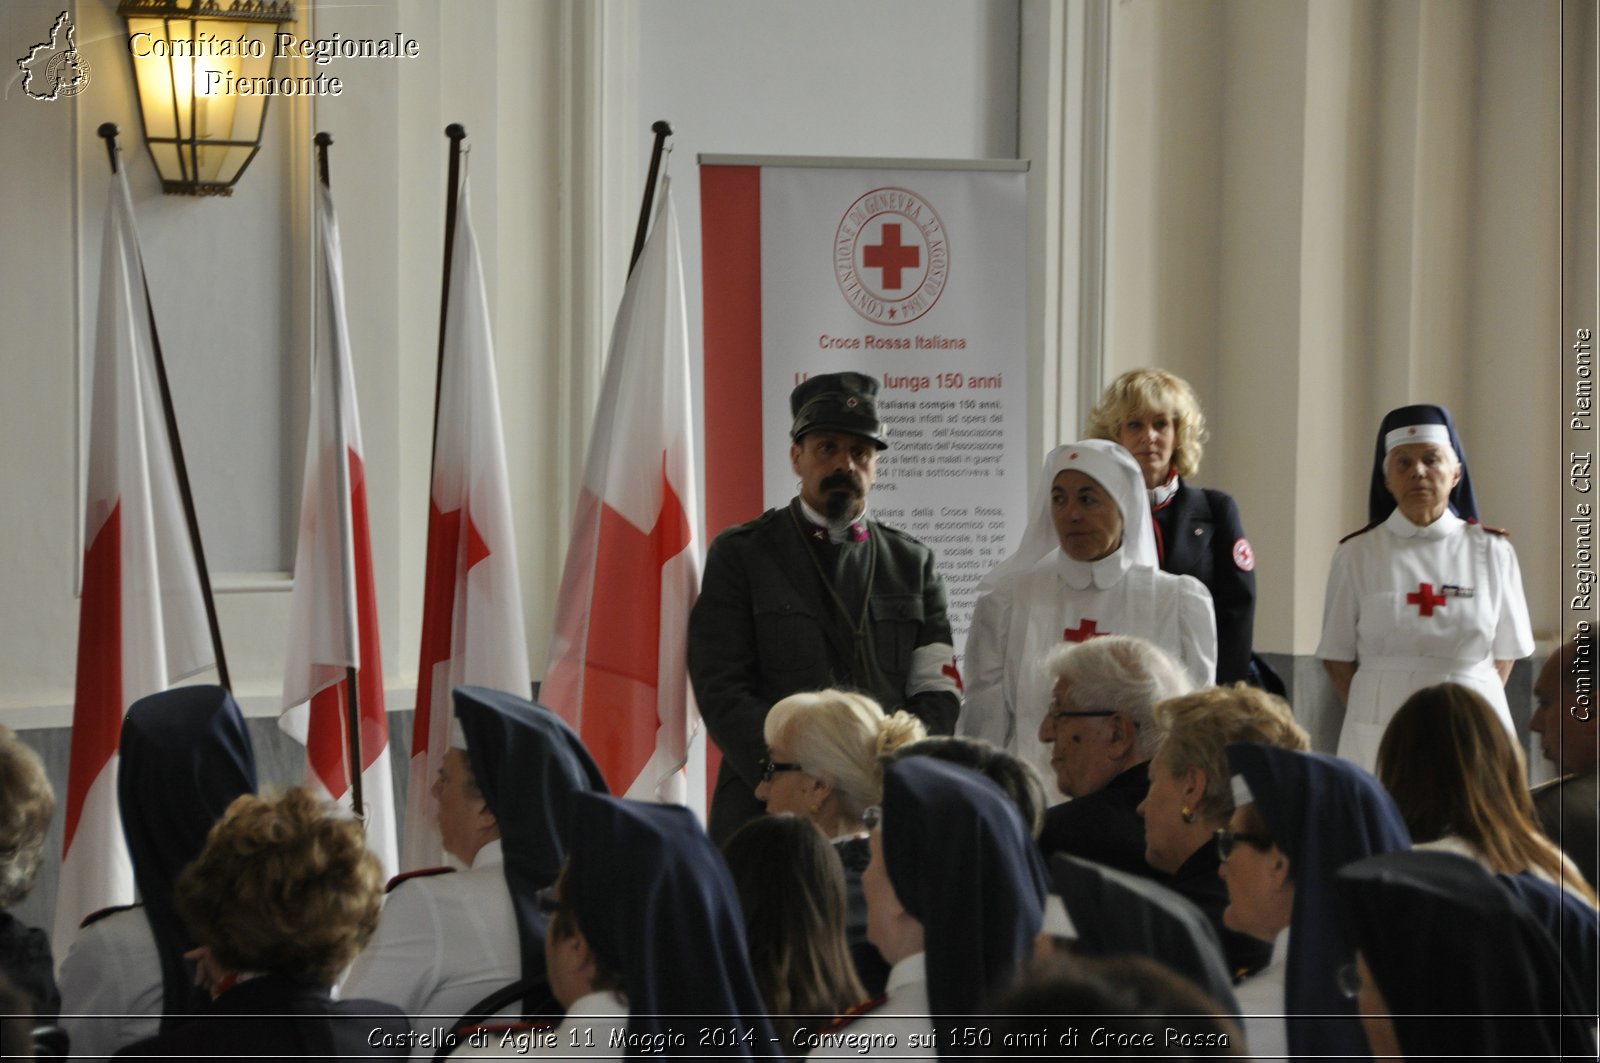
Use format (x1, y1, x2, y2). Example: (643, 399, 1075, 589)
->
(757, 758, 804, 783)
(1213, 828, 1274, 861)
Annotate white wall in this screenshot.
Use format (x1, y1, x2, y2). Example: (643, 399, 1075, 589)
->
(636, 0, 1021, 532)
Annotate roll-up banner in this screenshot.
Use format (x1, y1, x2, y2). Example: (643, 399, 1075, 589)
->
(699, 155, 1029, 647)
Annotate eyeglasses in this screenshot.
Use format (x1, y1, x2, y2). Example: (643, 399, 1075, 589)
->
(1213, 828, 1274, 861)
(1043, 707, 1117, 730)
(757, 758, 804, 783)
(861, 805, 882, 832)
(1335, 962, 1363, 1000)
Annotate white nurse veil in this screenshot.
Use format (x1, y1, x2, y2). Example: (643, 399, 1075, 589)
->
(975, 439, 1159, 594)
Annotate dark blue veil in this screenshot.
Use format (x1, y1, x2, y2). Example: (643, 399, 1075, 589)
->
(566, 794, 774, 1059)
(1367, 403, 1480, 523)
(1225, 744, 1409, 1062)
(452, 686, 608, 997)
(118, 685, 257, 1027)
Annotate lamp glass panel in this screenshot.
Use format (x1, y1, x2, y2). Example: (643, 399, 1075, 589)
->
(126, 15, 179, 144)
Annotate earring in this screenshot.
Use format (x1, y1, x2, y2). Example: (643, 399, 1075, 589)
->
(1180, 805, 1195, 824)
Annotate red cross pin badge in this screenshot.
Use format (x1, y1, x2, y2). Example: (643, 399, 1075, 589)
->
(1406, 582, 1447, 617)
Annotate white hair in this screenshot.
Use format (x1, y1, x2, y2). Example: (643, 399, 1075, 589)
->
(1039, 636, 1193, 758)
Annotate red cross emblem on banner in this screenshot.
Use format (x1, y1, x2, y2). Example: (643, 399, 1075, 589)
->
(1406, 583, 1447, 617)
(1063, 619, 1106, 643)
(863, 223, 920, 290)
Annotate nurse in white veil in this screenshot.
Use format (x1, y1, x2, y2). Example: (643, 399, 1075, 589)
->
(960, 440, 1216, 800)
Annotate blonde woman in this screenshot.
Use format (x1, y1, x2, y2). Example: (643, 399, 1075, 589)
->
(758, 689, 925, 994)
(1088, 368, 1260, 686)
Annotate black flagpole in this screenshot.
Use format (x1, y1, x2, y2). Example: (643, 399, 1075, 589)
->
(315, 131, 365, 820)
(429, 125, 467, 473)
(96, 123, 232, 693)
(628, 120, 673, 277)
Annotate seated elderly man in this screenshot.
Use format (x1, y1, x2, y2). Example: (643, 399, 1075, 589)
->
(1531, 629, 1599, 890)
(342, 687, 606, 1044)
(1035, 636, 1193, 877)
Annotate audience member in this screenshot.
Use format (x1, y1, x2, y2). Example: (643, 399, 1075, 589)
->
(759, 688, 923, 994)
(721, 814, 866, 1055)
(1044, 853, 1240, 1020)
(1137, 684, 1309, 978)
(886, 735, 1046, 839)
(59, 685, 258, 1059)
(343, 687, 607, 1041)
(1032, 637, 1191, 876)
(1337, 849, 1596, 1059)
(989, 953, 1244, 1057)
(1530, 629, 1599, 890)
(1221, 744, 1410, 1063)
(0, 726, 58, 1023)
(1378, 681, 1596, 905)
(836, 758, 1046, 1053)
(456, 794, 773, 1058)
(115, 788, 406, 1059)
(963, 442, 1216, 802)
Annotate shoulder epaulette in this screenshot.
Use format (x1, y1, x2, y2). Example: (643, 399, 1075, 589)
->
(820, 994, 888, 1033)
(715, 507, 784, 540)
(386, 866, 453, 893)
(79, 903, 138, 930)
(1339, 522, 1380, 544)
(1465, 517, 1511, 537)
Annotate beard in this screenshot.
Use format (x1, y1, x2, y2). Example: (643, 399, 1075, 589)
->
(820, 472, 863, 523)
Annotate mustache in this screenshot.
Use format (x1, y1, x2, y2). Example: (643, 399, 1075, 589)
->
(821, 472, 864, 496)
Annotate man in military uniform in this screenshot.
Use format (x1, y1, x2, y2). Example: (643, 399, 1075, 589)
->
(1530, 629, 1598, 890)
(689, 371, 961, 844)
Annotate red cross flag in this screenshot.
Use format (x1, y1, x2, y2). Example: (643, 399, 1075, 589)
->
(543, 178, 704, 813)
(55, 165, 216, 955)
(280, 184, 398, 876)
(403, 178, 531, 869)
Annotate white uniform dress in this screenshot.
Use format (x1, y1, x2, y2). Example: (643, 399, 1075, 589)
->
(806, 952, 934, 1059)
(1317, 508, 1533, 771)
(959, 441, 1218, 801)
(449, 991, 628, 1059)
(963, 546, 1216, 800)
(341, 839, 520, 1051)
(58, 907, 163, 1060)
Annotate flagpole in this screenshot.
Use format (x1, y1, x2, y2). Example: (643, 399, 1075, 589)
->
(627, 120, 673, 277)
(315, 130, 365, 819)
(430, 124, 468, 453)
(95, 122, 232, 693)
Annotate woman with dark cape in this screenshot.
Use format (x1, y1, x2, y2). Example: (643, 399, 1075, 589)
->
(548, 793, 774, 1060)
(1222, 743, 1410, 1062)
(1337, 849, 1597, 1060)
(841, 757, 1048, 1057)
(59, 685, 258, 1059)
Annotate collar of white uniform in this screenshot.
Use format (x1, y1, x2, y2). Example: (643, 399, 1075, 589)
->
(1055, 542, 1132, 590)
(1148, 469, 1181, 509)
(565, 989, 629, 1018)
(799, 498, 870, 545)
(886, 951, 927, 996)
(1384, 506, 1463, 540)
(468, 837, 504, 871)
